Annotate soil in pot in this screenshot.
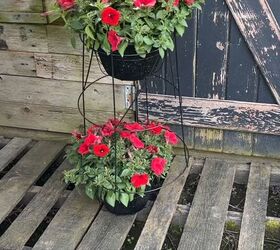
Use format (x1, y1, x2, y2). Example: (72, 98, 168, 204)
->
(97, 46, 162, 81)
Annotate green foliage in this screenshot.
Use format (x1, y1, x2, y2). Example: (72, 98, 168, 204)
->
(53, 0, 205, 58)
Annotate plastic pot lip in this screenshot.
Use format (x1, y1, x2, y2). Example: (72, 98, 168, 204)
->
(96, 47, 160, 58)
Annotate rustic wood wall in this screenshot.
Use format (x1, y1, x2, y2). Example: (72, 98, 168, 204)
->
(0, 1, 132, 139)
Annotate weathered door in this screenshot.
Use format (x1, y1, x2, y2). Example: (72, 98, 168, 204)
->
(138, 0, 280, 158)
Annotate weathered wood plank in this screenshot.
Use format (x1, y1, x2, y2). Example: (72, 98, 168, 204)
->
(0, 137, 31, 172)
(226, 15, 259, 102)
(33, 190, 100, 250)
(0, 0, 43, 12)
(77, 210, 136, 250)
(134, 156, 191, 250)
(0, 12, 47, 24)
(195, 0, 230, 99)
(178, 158, 236, 250)
(138, 93, 280, 135)
(0, 24, 48, 52)
(0, 75, 127, 112)
(0, 160, 71, 249)
(238, 163, 271, 249)
(169, 125, 194, 149)
(223, 131, 252, 156)
(194, 128, 223, 152)
(253, 134, 280, 159)
(0, 101, 133, 133)
(0, 141, 65, 223)
(225, 0, 280, 104)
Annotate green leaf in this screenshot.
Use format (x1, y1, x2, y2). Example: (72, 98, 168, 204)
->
(120, 193, 129, 207)
(85, 25, 94, 40)
(120, 169, 131, 177)
(94, 40, 100, 50)
(129, 193, 135, 202)
(85, 185, 95, 199)
(175, 25, 185, 36)
(70, 36, 76, 49)
(70, 19, 84, 30)
(143, 36, 153, 46)
(106, 191, 116, 207)
(156, 10, 166, 19)
(159, 48, 165, 58)
(193, 3, 202, 10)
(118, 40, 128, 57)
(103, 180, 113, 189)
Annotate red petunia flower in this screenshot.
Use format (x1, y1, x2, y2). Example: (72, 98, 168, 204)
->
(87, 124, 100, 135)
(101, 121, 115, 137)
(124, 122, 145, 132)
(146, 145, 159, 154)
(173, 0, 179, 6)
(93, 144, 110, 157)
(164, 130, 178, 145)
(71, 130, 82, 140)
(129, 134, 145, 149)
(84, 133, 102, 146)
(151, 157, 167, 176)
(57, 0, 75, 10)
(120, 131, 132, 139)
(107, 30, 123, 52)
(185, 0, 195, 6)
(147, 122, 162, 135)
(78, 142, 90, 155)
(131, 173, 149, 188)
(134, 0, 156, 8)
(101, 7, 121, 26)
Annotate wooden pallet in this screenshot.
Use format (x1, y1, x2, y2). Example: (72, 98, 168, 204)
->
(0, 137, 279, 250)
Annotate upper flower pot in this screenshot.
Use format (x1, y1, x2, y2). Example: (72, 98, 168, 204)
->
(98, 45, 162, 81)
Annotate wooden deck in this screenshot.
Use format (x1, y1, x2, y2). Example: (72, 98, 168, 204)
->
(0, 137, 279, 250)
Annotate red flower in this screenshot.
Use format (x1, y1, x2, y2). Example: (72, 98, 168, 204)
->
(164, 130, 178, 145)
(71, 130, 82, 140)
(85, 133, 102, 146)
(57, 0, 75, 10)
(120, 131, 131, 139)
(147, 122, 162, 135)
(131, 173, 149, 188)
(101, 121, 115, 136)
(87, 124, 100, 135)
(93, 144, 110, 157)
(101, 7, 121, 26)
(173, 0, 179, 6)
(108, 30, 122, 52)
(124, 122, 145, 132)
(129, 134, 145, 149)
(151, 157, 167, 176)
(146, 145, 159, 154)
(185, 0, 195, 6)
(78, 143, 90, 155)
(134, 0, 156, 8)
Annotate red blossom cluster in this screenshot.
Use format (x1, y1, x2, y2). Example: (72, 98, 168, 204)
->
(72, 119, 178, 189)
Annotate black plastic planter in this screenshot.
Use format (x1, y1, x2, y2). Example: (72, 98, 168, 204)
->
(104, 193, 149, 215)
(97, 46, 161, 81)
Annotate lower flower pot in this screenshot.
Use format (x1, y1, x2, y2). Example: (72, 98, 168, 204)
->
(97, 46, 161, 81)
(104, 194, 149, 215)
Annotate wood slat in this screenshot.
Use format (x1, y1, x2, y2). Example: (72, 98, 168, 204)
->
(33, 190, 100, 250)
(238, 163, 271, 249)
(0, 137, 31, 172)
(134, 156, 191, 250)
(0, 0, 43, 12)
(0, 12, 47, 24)
(0, 141, 65, 223)
(77, 210, 136, 250)
(0, 160, 71, 249)
(138, 93, 280, 135)
(225, 0, 280, 104)
(178, 158, 236, 250)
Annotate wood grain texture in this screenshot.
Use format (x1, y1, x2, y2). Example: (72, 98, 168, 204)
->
(138, 93, 280, 135)
(238, 163, 271, 249)
(178, 158, 236, 250)
(0, 12, 47, 24)
(194, 128, 223, 152)
(33, 190, 100, 250)
(134, 156, 191, 250)
(0, 141, 65, 223)
(0, 0, 43, 12)
(225, 0, 280, 104)
(77, 209, 136, 250)
(0, 160, 71, 250)
(253, 134, 280, 159)
(195, 0, 230, 99)
(0, 137, 31, 172)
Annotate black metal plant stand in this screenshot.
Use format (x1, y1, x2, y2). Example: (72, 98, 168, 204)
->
(77, 34, 190, 196)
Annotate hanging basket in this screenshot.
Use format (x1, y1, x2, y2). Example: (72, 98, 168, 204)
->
(97, 46, 162, 81)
